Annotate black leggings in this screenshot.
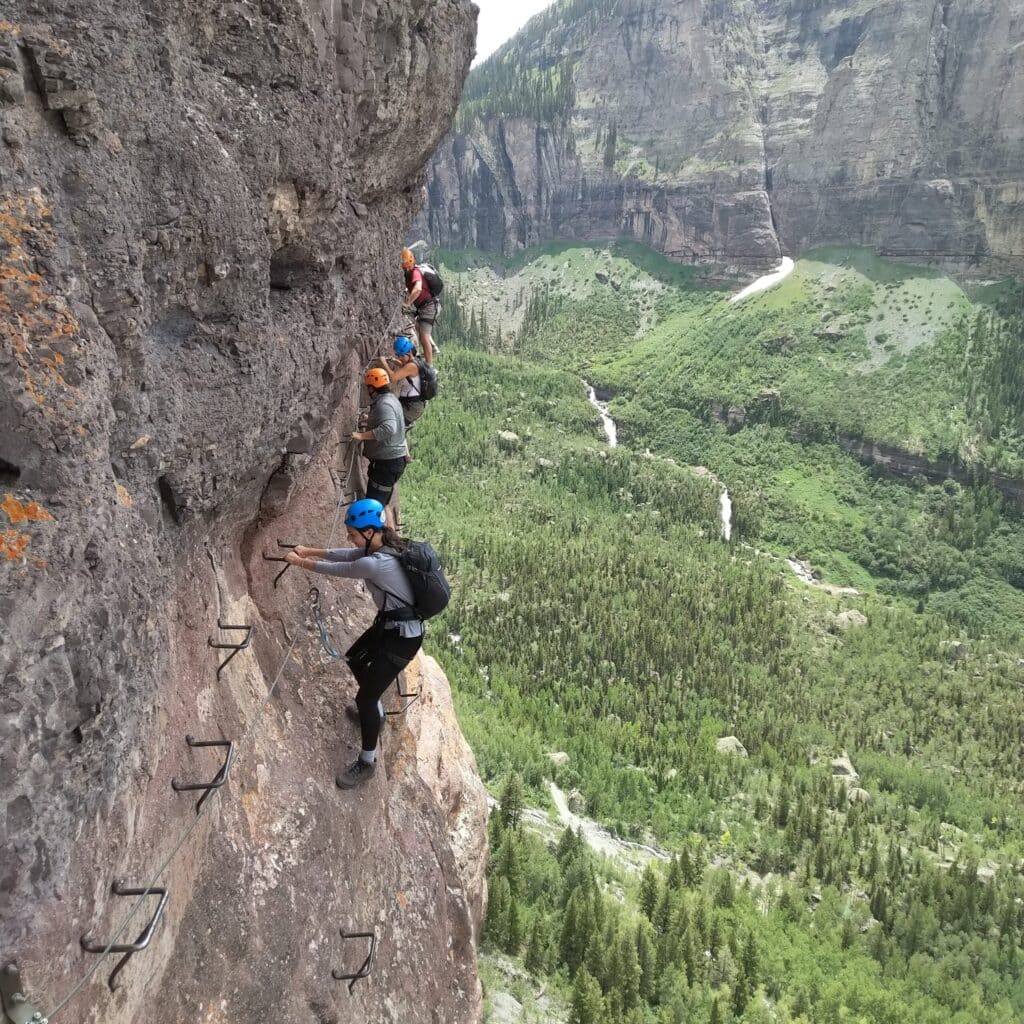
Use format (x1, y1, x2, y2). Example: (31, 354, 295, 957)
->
(346, 623, 422, 751)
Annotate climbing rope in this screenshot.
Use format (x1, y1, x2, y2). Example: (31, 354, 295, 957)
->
(43, 427, 356, 1021)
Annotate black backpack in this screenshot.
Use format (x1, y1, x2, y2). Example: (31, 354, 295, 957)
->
(382, 541, 451, 621)
(418, 263, 444, 298)
(414, 357, 438, 401)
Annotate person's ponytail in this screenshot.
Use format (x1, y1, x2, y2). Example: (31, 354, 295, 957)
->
(381, 526, 408, 552)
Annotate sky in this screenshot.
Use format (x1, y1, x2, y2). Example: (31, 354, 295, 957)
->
(473, 0, 557, 64)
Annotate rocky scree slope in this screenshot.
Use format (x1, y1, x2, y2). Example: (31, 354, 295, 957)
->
(422, 0, 1024, 267)
(0, 1, 487, 1022)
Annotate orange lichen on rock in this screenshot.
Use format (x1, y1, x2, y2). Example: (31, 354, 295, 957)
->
(1, 493, 55, 524)
(0, 530, 31, 561)
(0, 190, 82, 414)
(115, 483, 132, 508)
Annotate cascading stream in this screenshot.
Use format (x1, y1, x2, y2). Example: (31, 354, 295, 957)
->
(584, 382, 617, 447)
(585, 381, 733, 540)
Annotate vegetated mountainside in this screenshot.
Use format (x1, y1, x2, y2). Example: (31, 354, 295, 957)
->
(404, 329, 1024, 1024)
(439, 242, 1024, 635)
(421, 0, 1024, 267)
(0, 3, 487, 1023)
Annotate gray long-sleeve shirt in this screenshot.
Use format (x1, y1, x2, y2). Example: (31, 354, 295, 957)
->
(364, 393, 406, 461)
(311, 545, 423, 638)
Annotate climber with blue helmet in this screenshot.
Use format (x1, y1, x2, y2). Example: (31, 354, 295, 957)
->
(286, 497, 422, 789)
(381, 335, 427, 431)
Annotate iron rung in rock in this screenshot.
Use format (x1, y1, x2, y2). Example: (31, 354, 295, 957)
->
(332, 930, 377, 994)
(171, 736, 234, 813)
(207, 621, 252, 679)
(80, 882, 169, 990)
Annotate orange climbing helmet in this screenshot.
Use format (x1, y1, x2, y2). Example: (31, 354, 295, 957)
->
(364, 367, 390, 390)
(400, 247, 415, 270)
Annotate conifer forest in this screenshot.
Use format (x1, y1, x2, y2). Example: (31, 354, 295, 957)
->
(404, 245, 1024, 1024)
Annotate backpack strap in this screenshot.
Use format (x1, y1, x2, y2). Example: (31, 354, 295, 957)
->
(374, 553, 422, 622)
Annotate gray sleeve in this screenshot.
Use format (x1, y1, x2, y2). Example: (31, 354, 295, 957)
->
(311, 556, 378, 580)
(323, 547, 361, 562)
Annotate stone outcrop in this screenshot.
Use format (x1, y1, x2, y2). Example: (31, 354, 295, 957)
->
(421, 0, 1024, 272)
(0, 1, 483, 1021)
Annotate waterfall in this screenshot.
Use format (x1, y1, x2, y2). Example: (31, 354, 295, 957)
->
(729, 256, 796, 304)
(720, 488, 733, 541)
(584, 382, 617, 447)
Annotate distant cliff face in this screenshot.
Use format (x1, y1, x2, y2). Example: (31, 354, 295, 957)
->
(423, 0, 1024, 267)
(0, 1, 483, 1021)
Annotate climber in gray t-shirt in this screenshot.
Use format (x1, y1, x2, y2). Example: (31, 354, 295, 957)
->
(351, 366, 406, 522)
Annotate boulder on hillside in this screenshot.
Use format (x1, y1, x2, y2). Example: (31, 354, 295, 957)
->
(489, 991, 524, 1024)
(595, 270, 610, 284)
(548, 751, 570, 767)
(942, 640, 968, 661)
(716, 736, 748, 757)
(833, 609, 868, 631)
(535, 457, 555, 470)
(568, 788, 585, 813)
(831, 753, 859, 781)
(497, 430, 523, 453)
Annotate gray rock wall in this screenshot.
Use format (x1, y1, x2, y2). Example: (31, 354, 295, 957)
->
(422, 0, 1024, 269)
(0, 1, 484, 1021)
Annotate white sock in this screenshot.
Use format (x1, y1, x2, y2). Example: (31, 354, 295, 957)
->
(360, 749, 377, 765)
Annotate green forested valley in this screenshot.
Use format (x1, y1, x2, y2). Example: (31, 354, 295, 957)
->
(402, 245, 1024, 1024)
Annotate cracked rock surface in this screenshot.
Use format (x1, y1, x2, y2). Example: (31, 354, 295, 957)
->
(0, 1, 484, 1021)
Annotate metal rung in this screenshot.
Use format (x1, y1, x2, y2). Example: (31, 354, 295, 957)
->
(261, 540, 297, 588)
(332, 930, 377, 994)
(207, 621, 252, 679)
(80, 883, 169, 990)
(385, 673, 420, 717)
(1, 963, 47, 1024)
(171, 736, 234, 813)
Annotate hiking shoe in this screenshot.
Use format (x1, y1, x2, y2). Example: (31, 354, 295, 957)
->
(345, 703, 385, 728)
(336, 758, 376, 789)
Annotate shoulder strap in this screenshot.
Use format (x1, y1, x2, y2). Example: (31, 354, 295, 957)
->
(374, 551, 421, 621)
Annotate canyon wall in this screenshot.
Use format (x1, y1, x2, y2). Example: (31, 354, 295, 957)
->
(422, 0, 1024, 270)
(0, 1, 486, 1021)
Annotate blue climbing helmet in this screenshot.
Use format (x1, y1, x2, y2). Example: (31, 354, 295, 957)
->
(394, 335, 415, 356)
(345, 498, 386, 531)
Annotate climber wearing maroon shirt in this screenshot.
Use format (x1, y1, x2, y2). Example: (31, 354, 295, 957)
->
(401, 247, 438, 365)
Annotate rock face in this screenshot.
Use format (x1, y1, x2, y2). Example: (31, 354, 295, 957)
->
(421, 0, 1024, 269)
(0, 1, 483, 1022)
(715, 736, 748, 757)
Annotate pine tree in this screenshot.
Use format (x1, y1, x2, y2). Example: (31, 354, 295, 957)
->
(639, 863, 661, 920)
(499, 772, 525, 831)
(525, 914, 549, 974)
(571, 966, 606, 1024)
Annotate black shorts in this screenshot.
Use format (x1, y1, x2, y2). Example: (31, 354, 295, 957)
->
(366, 456, 406, 503)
